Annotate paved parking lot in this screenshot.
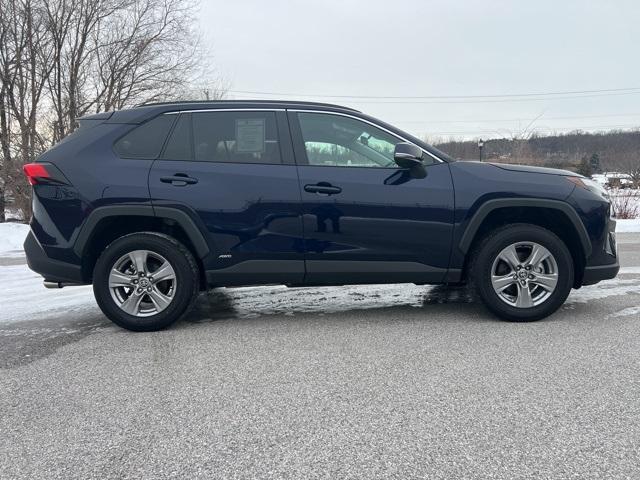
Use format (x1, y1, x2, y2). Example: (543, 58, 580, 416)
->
(1, 234, 639, 479)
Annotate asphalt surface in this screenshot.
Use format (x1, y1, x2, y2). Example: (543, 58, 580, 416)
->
(1, 234, 639, 479)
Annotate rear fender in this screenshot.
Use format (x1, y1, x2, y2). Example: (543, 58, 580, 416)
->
(74, 205, 210, 258)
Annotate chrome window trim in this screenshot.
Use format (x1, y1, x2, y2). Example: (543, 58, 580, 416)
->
(164, 108, 286, 114)
(161, 107, 444, 164)
(288, 109, 445, 164)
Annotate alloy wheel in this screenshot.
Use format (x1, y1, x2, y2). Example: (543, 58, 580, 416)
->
(490, 242, 559, 308)
(108, 250, 177, 317)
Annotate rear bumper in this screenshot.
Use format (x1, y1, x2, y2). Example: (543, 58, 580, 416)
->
(24, 230, 84, 284)
(582, 261, 620, 286)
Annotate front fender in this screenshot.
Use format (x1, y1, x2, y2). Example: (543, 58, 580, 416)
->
(458, 198, 592, 257)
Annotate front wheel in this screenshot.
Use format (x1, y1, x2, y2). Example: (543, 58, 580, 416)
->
(93, 232, 199, 331)
(472, 224, 574, 322)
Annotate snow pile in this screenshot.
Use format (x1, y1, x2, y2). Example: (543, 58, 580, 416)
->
(0, 264, 96, 323)
(0, 222, 30, 256)
(616, 219, 640, 233)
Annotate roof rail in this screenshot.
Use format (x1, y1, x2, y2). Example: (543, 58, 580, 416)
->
(134, 99, 361, 112)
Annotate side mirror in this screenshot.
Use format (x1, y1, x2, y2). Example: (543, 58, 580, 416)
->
(393, 143, 424, 169)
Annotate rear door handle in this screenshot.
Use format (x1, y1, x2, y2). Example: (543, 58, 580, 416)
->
(304, 182, 342, 195)
(160, 174, 198, 186)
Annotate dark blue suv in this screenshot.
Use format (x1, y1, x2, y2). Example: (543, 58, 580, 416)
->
(23, 101, 619, 331)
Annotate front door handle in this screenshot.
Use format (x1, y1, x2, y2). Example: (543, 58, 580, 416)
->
(160, 174, 198, 186)
(304, 182, 342, 195)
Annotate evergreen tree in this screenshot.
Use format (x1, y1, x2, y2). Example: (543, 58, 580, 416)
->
(590, 153, 601, 173)
(576, 156, 593, 177)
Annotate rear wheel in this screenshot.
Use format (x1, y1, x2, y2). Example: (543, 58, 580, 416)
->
(93, 232, 199, 331)
(472, 224, 574, 321)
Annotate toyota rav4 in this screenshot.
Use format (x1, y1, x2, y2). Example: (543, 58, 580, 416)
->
(22, 101, 619, 331)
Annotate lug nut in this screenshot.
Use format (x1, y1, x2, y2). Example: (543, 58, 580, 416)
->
(525, 265, 531, 270)
(528, 274, 534, 279)
(137, 288, 142, 294)
(147, 287, 152, 292)
(133, 279, 138, 284)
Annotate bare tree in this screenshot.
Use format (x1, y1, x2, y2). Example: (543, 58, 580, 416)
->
(43, 0, 211, 140)
(96, 0, 205, 109)
(0, 0, 223, 221)
(42, 0, 120, 140)
(0, 0, 52, 218)
(0, 83, 8, 222)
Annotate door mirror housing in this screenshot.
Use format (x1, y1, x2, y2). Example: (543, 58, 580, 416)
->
(393, 143, 426, 178)
(393, 143, 424, 169)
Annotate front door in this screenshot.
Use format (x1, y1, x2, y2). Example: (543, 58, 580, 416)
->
(149, 110, 305, 286)
(288, 111, 455, 285)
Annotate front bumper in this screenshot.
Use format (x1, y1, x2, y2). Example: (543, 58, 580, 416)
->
(24, 230, 84, 284)
(582, 261, 620, 286)
(580, 217, 619, 286)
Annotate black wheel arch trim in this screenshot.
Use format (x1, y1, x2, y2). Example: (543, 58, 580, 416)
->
(73, 204, 210, 258)
(458, 198, 592, 258)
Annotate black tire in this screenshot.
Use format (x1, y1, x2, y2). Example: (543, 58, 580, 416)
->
(471, 224, 574, 322)
(93, 232, 199, 331)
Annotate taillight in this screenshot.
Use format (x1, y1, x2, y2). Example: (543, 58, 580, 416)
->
(22, 162, 68, 186)
(23, 163, 51, 185)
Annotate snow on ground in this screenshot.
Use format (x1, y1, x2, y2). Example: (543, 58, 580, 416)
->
(5, 208, 23, 221)
(616, 219, 640, 233)
(0, 264, 96, 324)
(0, 259, 468, 324)
(567, 273, 640, 303)
(610, 306, 640, 318)
(0, 222, 30, 256)
(1, 222, 639, 325)
(2, 260, 640, 325)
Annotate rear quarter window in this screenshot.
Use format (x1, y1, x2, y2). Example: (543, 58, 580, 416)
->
(113, 114, 175, 159)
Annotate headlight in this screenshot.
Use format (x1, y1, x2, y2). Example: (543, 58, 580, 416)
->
(567, 176, 609, 199)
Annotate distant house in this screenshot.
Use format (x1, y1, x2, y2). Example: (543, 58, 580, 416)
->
(592, 172, 634, 189)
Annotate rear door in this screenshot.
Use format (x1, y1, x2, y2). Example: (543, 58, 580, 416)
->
(288, 110, 455, 285)
(149, 109, 305, 286)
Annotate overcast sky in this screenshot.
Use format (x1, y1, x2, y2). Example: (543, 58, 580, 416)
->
(200, 0, 639, 140)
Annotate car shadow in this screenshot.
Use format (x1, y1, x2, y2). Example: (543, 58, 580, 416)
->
(184, 283, 480, 325)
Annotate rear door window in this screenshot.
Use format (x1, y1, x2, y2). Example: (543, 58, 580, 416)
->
(113, 114, 175, 159)
(192, 111, 282, 164)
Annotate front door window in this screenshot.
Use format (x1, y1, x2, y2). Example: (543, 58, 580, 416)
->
(297, 112, 406, 168)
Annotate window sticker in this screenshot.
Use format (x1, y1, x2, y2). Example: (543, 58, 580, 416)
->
(235, 119, 266, 153)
